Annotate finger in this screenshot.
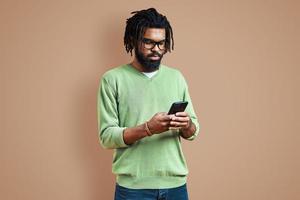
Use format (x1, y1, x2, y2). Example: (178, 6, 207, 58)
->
(175, 112, 188, 117)
(168, 126, 181, 130)
(171, 116, 190, 122)
(161, 114, 173, 121)
(170, 121, 189, 127)
(168, 114, 175, 118)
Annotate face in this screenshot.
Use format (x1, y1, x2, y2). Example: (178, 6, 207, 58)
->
(134, 28, 166, 71)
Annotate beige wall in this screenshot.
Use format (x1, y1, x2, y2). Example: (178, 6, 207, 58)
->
(1, 0, 299, 199)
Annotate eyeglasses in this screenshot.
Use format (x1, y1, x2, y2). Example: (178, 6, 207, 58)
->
(141, 38, 166, 50)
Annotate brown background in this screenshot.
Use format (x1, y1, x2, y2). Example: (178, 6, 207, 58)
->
(1, 0, 299, 199)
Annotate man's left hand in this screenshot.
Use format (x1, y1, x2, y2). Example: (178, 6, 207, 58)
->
(169, 112, 191, 130)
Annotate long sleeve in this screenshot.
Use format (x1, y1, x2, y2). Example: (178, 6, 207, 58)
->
(97, 77, 129, 149)
(181, 75, 201, 141)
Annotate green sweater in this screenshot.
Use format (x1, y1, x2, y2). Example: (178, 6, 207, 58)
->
(97, 64, 200, 189)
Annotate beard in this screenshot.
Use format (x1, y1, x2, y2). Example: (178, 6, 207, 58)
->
(135, 48, 164, 71)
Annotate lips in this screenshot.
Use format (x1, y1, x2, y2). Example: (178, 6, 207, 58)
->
(150, 56, 160, 60)
(149, 56, 160, 60)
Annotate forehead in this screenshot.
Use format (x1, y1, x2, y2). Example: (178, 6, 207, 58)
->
(143, 28, 165, 41)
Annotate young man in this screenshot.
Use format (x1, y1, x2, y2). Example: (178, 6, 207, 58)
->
(97, 8, 200, 200)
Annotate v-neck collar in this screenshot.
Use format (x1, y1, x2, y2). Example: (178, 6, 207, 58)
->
(126, 63, 162, 80)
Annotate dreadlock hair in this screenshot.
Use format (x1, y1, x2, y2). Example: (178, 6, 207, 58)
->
(124, 8, 174, 56)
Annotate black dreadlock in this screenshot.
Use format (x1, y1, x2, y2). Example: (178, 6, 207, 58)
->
(124, 8, 174, 56)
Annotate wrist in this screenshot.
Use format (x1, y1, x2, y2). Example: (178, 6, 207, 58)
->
(180, 118, 194, 137)
(144, 121, 153, 136)
(182, 118, 192, 131)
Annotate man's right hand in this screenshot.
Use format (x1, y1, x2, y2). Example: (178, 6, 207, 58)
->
(123, 112, 173, 145)
(147, 112, 173, 135)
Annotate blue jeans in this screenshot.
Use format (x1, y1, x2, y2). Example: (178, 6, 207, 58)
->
(114, 183, 189, 200)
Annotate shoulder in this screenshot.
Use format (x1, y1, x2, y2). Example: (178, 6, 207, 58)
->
(97, 65, 129, 92)
(161, 64, 185, 80)
(102, 64, 128, 80)
(100, 64, 132, 86)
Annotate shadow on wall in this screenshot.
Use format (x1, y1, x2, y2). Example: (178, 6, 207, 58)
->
(76, 14, 129, 199)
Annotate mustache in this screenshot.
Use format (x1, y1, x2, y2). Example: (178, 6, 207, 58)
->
(148, 52, 162, 57)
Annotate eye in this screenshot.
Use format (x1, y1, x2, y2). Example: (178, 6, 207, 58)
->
(143, 39, 153, 44)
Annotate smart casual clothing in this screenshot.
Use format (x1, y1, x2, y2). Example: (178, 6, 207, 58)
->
(97, 64, 200, 189)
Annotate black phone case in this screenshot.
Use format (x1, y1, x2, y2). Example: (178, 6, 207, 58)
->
(168, 101, 188, 115)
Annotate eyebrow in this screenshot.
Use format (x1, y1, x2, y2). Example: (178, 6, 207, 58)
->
(143, 38, 166, 42)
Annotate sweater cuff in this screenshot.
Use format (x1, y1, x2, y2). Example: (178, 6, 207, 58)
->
(115, 127, 130, 148)
(185, 118, 200, 141)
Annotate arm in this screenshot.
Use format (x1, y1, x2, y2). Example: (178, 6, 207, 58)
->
(97, 77, 129, 149)
(123, 112, 172, 145)
(169, 73, 200, 140)
(97, 78, 173, 148)
(123, 124, 148, 145)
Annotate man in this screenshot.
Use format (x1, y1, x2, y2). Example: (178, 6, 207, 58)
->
(97, 8, 200, 200)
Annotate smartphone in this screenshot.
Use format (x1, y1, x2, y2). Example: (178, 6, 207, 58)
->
(167, 101, 188, 115)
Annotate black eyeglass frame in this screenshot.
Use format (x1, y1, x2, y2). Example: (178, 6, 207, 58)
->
(141, 38, 166, 50)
